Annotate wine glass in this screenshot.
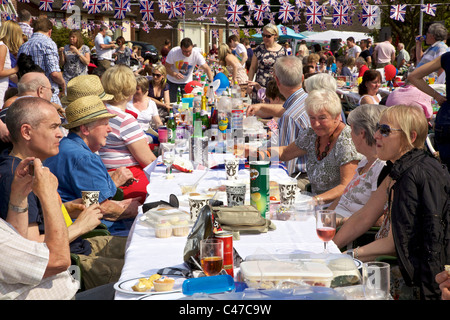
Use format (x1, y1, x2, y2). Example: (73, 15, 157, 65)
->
(200, 239, 224, 276)
(174, 138, 188, 157)
(316, 209, 336, 254)
(161, 143, 175, 174)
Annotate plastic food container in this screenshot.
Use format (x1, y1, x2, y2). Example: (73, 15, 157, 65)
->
(182, 275, 235, 295)
(239, 260, 334, 289)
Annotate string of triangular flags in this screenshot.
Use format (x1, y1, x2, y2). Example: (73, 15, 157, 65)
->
(1, 0, 445, 33)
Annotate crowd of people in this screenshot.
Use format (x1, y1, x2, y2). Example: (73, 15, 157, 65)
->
(0, 13, 448, 301)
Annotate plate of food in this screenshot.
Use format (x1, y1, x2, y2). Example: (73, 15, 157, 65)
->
(114, 274, 185, 295)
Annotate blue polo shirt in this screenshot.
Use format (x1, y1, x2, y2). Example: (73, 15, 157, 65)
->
(45, 132, 117, 203)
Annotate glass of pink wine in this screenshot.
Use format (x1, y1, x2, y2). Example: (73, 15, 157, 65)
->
(316, 210, 336, 254)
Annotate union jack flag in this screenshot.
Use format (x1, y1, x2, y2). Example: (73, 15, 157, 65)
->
(245, 0, 255, 11)
(320, 22, 327, 30)
(293, 9, 301, 22)
(192, 0, 203, 14)
(140, 0, 154, 21)
(280, 25, 287, 35)
(305, 3, 323, 25)
(17, 0, 30, 3)
(61, 0, 74, 10)
(266, 12, 276, 25)
(158, 0, 167, 13)
(154, 21, 162, 29)
(227, 3, 244, 23)
(82, 0, 90, 9)
(332, 5, 349, 26)
(88, 0, 102, 14)
(293, 25, 301, 33)
(165, 1, 184, 18)
(266, 119, 278, 131)
(202, 2, 217, 16)
(164, 24, 172, 29)
(295, 0, 305, 9)
(361, 5, 378, 27)
(211, 29, 219, 38)
(421, 4, 436, 16)
(243, 29, 250, 37)
(254, 28, 262, 34)
(390, 4, 406, 22)
(114, 0, 129, 19)
(244, 15, 253, 26)
(102, 0, 113, 11)
(142, 24, 150, 32)
(278, 3, 295, 24)
(39, 0, 54, 11)
(231, 29, 239, 36)
(305, 23, 313, 31)
(253, 5, 266, 23)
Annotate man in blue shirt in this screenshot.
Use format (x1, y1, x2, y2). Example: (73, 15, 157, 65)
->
(45, 95, 141, 236)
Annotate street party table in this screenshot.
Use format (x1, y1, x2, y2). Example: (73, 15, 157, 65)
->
(114, 154, 343, 300)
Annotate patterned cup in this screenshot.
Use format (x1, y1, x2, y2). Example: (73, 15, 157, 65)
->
(224, 158, 239, 180)
(82, 191, 100, 207)
(278, 181, 299, 205)
(188, 195, 211, 221)
(225, 182, 246, 207)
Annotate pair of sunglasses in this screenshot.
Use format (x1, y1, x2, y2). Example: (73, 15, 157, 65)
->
(376, 123, 402, 137)
(152, 73, 162, 78)
(262, 34, 274, 38)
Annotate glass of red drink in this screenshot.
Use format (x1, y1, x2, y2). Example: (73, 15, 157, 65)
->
(200, 239, 224, 276)
(316, 210, 336, 254)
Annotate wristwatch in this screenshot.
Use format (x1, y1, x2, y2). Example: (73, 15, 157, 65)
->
(8, 203, 28, 213)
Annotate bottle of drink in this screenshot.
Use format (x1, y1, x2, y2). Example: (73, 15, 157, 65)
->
(176, 87, 182, 105)
(193, 91, 202, 123)
(231, 81, 241, 98)
(167, 110, 177, 143)
(201, 95, 209, 132)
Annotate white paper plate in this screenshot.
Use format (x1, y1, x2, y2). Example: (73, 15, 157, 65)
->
(114, 276, 185, 295)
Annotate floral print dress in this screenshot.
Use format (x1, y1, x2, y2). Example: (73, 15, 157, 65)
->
(294, 125, 362, 195)
(253, 44, 288, 87)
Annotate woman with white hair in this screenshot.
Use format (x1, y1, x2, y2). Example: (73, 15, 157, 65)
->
(327, 104, 387, 224)
(261, 89, 362, 203)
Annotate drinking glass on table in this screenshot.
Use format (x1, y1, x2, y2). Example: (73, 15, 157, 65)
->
(174, 138, 188, 156)
(161, 143, 175, 174)
(316, 209, 336, 254)
(200, 239, 224, 276)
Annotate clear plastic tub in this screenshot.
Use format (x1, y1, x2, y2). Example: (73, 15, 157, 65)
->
(239, 260, 334, 289)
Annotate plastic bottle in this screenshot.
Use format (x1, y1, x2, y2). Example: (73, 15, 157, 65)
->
(201, 95, 209, 132)
(193, 92, 202, 123)
(176, 87, 182, 105)
(231, 81, 241, 98)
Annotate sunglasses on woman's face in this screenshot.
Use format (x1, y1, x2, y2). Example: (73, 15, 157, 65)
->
(262, 34, 273, 38)
(152, 73, 162, 78)
(376, 123, 402, 137)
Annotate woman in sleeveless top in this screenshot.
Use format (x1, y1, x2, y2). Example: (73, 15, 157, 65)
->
(358, 69, 382, 105)
(217, 43, 248, 94)
(0, 21, 22, 108)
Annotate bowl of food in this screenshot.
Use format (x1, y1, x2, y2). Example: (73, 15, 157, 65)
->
(179, 183, 197, 195)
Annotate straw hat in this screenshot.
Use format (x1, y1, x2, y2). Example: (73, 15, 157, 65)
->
(63, 95, 116, 129)
(60, 75, 114, 105)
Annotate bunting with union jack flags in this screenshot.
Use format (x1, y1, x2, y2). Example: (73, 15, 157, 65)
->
(278, 3, 295, 24)
(390, 4, 406, 22)
(140, 0, 155, 21)
(226, 3, 244, 23)
(305, 3, 323, 25)
(361, 5, 378, 27)
(114, 0, 130, 19)
(420, 3, 436, 16)
(87, 0, 102, 14)
(332, 5, 349, 26)
(39, 0, 54, 11)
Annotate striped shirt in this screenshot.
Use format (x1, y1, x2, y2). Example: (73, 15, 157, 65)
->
(416, 41, 449, 81)
(99, 104, 147, 169)
(17, 33, 62, 105)
(277, 88, 309, 175)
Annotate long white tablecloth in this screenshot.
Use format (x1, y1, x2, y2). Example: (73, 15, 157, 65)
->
(114, 155, 341, 300)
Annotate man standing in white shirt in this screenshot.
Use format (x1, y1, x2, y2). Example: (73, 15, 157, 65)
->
(227, 35, 248, 68)
(346, 37, 361, 59)
(165, 38, 214, 102)
(94, 26, 116, 70)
